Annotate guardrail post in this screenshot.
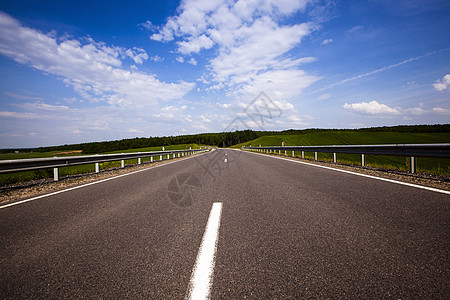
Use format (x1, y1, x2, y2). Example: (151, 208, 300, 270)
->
(314, 152, 318, 160)
(138, 158, 142, 165)
(95, 163, 100, 173)
(160, 155, 163, 161)
(285, 150, 287, 156)
(53, 168, 59, 181)
(361, 154, 365, 167)
(121, 160, 125, 168)
(167, 154, 170, 160)
(302, 151, 304, 159)
(178, 153, 180, 158)
(151, 156, 153, 163)
(333, 153, 337, 163)
(292, 151, 295, 157)
(279, 150, 281, 155)
(410, 156, 416, 173)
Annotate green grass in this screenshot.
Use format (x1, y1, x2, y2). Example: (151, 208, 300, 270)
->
(234, 131, 450, 147)
(0, 144, 202, 186)
(234, 131, 450, 175)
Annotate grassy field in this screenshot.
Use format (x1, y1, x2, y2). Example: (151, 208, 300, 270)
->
(233, 131, 450, 175)
(0, 144, 201, 186)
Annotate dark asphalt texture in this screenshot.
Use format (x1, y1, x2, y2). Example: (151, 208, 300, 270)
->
(1, 149, 449, 299)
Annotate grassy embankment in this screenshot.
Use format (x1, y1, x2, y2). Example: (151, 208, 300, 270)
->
(233, 131, 450, 175)
(0, 144, 201, 186)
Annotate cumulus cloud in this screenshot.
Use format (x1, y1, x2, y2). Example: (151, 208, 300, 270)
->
(177, 34, 214, 54)
(138, 20, 155, 31)
(125, 47, 149, 64)
(151, 0, 317, 98)
(188, 58, 198, 65)
(0, 12, 194, 106)
(433, 74, 450, 91)
(321, 38, 333, 45)
(150, 55, 164, 62)
(343, 101, 400, 115)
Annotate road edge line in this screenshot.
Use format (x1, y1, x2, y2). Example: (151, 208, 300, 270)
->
(0, 151, 210, 209)
(244, 150, 450, 195)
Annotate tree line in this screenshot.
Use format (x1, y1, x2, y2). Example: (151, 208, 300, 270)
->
(2, 124, 449, 154)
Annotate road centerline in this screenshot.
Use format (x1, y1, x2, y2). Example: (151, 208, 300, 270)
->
(186, 202, 223, 300)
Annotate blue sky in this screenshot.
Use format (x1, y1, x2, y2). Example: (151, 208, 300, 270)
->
(0, 0, 449, 148)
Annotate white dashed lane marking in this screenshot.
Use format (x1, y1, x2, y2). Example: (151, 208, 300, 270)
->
(186, 202, 223, 300)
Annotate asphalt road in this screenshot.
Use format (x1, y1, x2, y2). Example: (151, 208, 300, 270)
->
(1, 149, 449, 299)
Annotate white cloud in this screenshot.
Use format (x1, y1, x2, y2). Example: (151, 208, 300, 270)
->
(4, 92, 43, 100)
(321, 38, 333, 45)
(128, 128, 144, 134)
(0, 111, 40, 119)
(209, 18, 315, 83)
(239, 69, 319, 100)
(138, 20, 154, 31)
(16, 102, 69, 112)
(433, 74, 450, 91)
(343, 101, 400, 115)
(150, 55, 164, 62)
(217, 93, 311, 131)
(151, 0, 316, 98)
(432, 107, 450, 114)
(178, 34, 213, 54)
(188, 58, 198, 65)
(125, 47, 149, 64)
(404, 107, 426, 115)
(0, 12, 194, 107)
(316, 93, 331, 100)
(200, 114, 212, 122)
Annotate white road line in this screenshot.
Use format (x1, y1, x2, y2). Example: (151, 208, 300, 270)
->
(186, 202, 223, 300)
(0, 152, 210, 210)
(246, 151, 450, 195)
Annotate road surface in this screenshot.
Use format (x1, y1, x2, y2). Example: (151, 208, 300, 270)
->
(1, 149, 448, 298)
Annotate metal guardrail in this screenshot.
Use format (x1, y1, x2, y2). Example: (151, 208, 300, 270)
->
(0, 149, 208, 181)
(243, 144, 450, 173)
